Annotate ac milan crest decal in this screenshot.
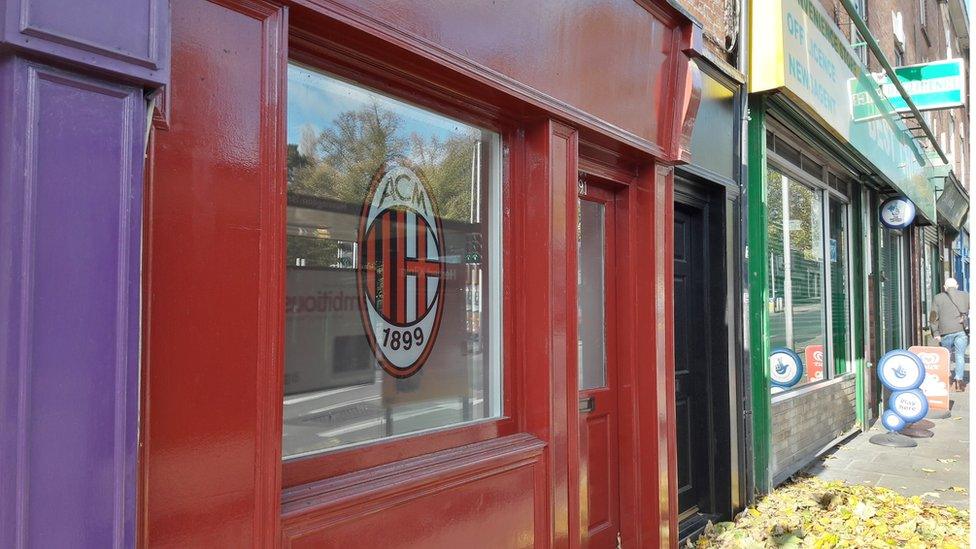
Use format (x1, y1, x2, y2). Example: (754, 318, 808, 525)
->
(358, 160, 446, 378)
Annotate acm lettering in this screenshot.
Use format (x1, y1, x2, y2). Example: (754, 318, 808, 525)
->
(380, 172, 430, 216)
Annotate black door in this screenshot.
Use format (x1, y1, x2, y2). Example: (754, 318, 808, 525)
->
(673, 200, 716, 530)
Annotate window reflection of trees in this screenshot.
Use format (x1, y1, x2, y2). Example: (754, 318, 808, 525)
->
(287, 103, 479, 222)
(282, 66, 503, 459)
(767, 167, 828, 392)
(286, 103, 483, 269)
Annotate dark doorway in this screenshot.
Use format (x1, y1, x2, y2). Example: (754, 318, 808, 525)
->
(673, 178, 732, 540)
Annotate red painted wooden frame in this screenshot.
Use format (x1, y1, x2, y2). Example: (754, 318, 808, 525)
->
(141, 0, 287, 545)
(143, 1, 693, 547)
(577, 153, 678, 547)
(576, 180, 621, 546)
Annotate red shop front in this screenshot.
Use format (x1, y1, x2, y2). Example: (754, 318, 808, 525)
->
(140, 1, 702, 547)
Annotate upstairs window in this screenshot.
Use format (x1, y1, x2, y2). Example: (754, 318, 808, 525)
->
(850, 0, 868, 65)
(892, 12, 907, 66)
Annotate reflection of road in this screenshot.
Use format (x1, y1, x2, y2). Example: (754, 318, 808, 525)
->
(282, 369, 485, 459)
(768, 303, 824, 350)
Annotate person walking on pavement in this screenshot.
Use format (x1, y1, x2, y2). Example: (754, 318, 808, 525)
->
(930, 277, 969, 391)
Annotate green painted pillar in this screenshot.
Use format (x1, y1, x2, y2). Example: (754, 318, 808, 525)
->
(869, 191, 884, 419)
(747, 95, 772, 494)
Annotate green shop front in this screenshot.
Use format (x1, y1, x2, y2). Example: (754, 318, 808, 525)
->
(747, 0, 938, 489)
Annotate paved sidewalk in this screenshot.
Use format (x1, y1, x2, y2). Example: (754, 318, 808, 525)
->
(802, 391, 970, 509)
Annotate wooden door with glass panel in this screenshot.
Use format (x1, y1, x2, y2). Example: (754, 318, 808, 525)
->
(577, 181, 620, 548)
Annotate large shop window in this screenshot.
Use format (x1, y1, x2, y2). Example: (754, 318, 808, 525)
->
(828, 197, 852, 377)
(765, 137, 857, 394)
(768, 168, 828, 392)
(283, 64, 503, 459)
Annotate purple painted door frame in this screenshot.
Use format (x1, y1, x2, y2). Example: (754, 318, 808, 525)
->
(0, 1, 168, 547)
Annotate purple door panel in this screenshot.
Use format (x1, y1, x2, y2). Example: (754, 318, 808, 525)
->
(0, 58, 145, 549)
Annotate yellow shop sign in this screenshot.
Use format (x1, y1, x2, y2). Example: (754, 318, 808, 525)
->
(750, 0, 936, 221)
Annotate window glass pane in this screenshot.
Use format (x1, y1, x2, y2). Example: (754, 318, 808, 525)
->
(768, 167, 827, 393)
(880, 230, 903, 350)
(800, 154, 823, 180)
(829, 173, 850, 197)
(788, 177, 826, 385)
(578, 200, 606, 390)
(921, 243, 933, 331)
(283, 63, 502, 458)
(768, 170, 789, 352)
(775, 139, 802, 168)
(829, 198, 851, 375)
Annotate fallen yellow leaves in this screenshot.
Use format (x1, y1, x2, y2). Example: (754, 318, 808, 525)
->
(691, 476, 969, 549)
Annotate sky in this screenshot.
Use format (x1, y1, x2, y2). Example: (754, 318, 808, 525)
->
(286, 63, 478, 149)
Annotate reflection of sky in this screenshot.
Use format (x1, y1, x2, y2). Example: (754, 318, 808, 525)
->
(287, 64, 478, 148)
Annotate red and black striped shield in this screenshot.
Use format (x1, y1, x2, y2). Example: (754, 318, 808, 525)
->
(357, 160, 445, 378)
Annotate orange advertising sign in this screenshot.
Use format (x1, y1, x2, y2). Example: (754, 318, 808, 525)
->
(805, 344, 824, 382)
(908, 346, 951, 416)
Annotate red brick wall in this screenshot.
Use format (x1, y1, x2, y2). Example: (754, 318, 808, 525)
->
(675, 0, 737, 61)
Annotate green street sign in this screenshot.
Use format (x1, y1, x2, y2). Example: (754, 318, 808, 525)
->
(850, 59, 965, 121)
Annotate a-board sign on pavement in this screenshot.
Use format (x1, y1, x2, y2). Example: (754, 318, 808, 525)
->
(908, 345, 951, 418)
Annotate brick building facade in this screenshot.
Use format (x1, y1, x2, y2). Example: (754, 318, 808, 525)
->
(861, 0, 970, 340)
(870, 0, 968, 184)
(677, 0, 740, 62)
(816, 0, 969, 185)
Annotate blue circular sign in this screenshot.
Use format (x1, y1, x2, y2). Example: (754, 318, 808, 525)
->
(880, 197, 916, 229)
(881, 409, 907, 432)
(889, 389, 929, 423)
(769, 347, 803, 388)
(878, 350, 925, 391)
